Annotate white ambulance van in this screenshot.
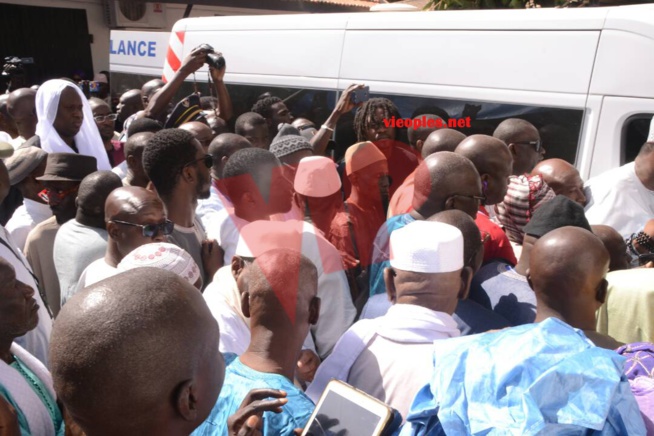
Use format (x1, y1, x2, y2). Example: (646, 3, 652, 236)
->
(109, 5, 654, 177)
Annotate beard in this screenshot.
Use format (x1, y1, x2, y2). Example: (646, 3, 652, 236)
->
(196, 171, 211, 200)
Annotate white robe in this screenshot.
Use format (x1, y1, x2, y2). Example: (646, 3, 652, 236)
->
(0, 343, 56, 436)
(307, 304, 460, 420)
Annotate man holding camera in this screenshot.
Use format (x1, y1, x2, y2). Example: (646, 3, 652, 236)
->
(141, 45, 232, 126)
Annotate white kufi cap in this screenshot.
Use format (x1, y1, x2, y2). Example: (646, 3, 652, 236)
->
(390, 221, 464, 273)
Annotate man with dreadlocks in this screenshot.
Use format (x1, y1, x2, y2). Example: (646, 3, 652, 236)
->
(351, 97, 419, 198)
(251, 96, 293, 139)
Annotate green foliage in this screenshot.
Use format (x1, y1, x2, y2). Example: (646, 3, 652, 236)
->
(423, 0, 558, 9)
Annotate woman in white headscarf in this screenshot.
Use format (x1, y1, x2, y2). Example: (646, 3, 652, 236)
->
(35, 79, 111, 170)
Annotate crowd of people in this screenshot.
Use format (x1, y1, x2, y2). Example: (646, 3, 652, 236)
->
(0, 45, 653, 435)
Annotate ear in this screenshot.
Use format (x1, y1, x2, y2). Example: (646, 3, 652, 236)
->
(596, 279, 608, 304)
(384, 267, 397, 303)
(74, 196, 79, 209)
(458, 266, 473, 300)
(181, 165, 195, 184)
(309, 297, 321, 325)
(415, 139, 424, 155)
(107, 221, 120, 239)
(231, 256, 246, 281)
(508, 143, 518, 158)
(526, 268, 534, 291)
(444, 195, 456, 211)
(241, 291, 251, 318)
(174, 379, 198, 421)
(480, 174, 490, 194)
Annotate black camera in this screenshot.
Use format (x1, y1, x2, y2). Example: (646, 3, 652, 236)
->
(2, 56, 34, 77)
(196, 44, 225, 70)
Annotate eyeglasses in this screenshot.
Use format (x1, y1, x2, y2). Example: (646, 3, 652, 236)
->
(111, 219, 175, 238)
(183, 154, 213, 170)
(512, 140, 542, 153)
(93, 114, 118, 122)
(38, 186, 79, 203)
(451, 194, 486, 204)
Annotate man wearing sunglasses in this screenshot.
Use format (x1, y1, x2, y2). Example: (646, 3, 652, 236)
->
(24, 153, 97, 321)
(66, 186, 170, 305)
(143, 128, 223, 288)
(493, 118, 545, 176)
(90, 97, 123, 168)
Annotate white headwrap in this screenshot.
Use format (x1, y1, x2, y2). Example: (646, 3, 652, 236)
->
(35, 79, 111, 170)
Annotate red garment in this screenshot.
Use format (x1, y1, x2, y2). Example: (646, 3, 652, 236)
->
(109, 139, 126, 167)
(342, 141, 419, 198)
(328, 200, 384, 270)
(387, 169, 416, 218)
(476, 209, 518, 266)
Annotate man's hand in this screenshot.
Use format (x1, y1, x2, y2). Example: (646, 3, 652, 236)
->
(227, 389, 288, 436)
(333, 83, 366, 117)
(296, 349, 320, 384)
(201, 239, 224, 281)
(179, 46, 208, 76)
(209, 53, 226, 82)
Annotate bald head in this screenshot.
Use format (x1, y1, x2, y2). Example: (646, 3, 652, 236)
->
(88, 97, 110, 111)
(6, 88, 37, 139)
(529, 226, 609, 328)
(204, 112, 230, 137)
(412, 152, 481, 219)
(50, 268, 223, 435)
(531, 159, 586, 207)
(241, 249, 318, 329)
(493, 118, 544, 175)
(141, 79, 165, 105)
(105, 186, 162, 221)
(592, 225, 630, 272)
(117, 89, 144, 121)
(180, 121, 214, 152)
(421, 128, 466, 158)
(0, 94, 16, 137)
(76, 171, 122, 225)
(208, 133, 252, 179)
(408, 114, 443, 150)
(455, 135, 513, 205)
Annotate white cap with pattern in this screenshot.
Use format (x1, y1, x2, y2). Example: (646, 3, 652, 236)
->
(390, 221, 464, 273)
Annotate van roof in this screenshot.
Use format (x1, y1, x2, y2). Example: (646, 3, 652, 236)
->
(173, 4, 654, 38)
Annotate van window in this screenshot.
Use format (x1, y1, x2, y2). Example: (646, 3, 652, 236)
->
(622, 114, 652, 164)
(361, 92, 584, 165)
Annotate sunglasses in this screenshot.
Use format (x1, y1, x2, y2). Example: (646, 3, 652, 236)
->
(93, 114, 118, 122)
(512, 140, 542, 153)
(38, 186, 79, 203)
(111, 219, 175, 238)
(184, 154, 213, 170)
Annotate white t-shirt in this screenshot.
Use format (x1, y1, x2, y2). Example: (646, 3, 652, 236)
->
(65, 258, 118, 307)
(584, 162, 654, 238)
(202, 208, 248, 266)
(5, 199, 52, 253)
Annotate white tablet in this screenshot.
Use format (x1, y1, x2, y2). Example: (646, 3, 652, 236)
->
(302, 379, 393, 436)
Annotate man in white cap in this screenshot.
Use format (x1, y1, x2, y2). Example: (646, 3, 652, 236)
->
(4, 147, 51, 251)
(307, 220, 472, 420)
(293, 155, 342, 239)
(35, 79, 112, 170)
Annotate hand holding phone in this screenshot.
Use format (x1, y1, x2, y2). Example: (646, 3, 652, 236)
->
(351, 86, 369, 105)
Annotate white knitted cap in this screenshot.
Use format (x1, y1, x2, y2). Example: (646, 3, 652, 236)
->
(390, 221, 464, 273)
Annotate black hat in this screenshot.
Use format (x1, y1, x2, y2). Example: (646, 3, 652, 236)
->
(164, 94, 205, 128)
(523, 194, 592, 238)
(36, 153, 97, 182)
(269, 124, 313, 159)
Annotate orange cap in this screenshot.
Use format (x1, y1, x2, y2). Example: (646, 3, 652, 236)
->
(344, 141, 387, 176)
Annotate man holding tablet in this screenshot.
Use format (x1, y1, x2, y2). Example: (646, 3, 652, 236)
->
(307, 220, 472, 420)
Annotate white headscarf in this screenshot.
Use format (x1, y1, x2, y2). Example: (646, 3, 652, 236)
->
(35, 79, 111, 170)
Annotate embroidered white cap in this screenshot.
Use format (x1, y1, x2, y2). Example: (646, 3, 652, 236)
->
(294, 156, 341, 198)
(390, 221, 464, 273)
(118, 242, 201, 286)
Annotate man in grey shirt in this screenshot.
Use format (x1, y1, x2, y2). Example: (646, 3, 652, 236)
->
(53, 171, 122, 313)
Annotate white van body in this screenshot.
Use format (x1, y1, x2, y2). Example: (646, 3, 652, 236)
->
(109, 5, 654, 178)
